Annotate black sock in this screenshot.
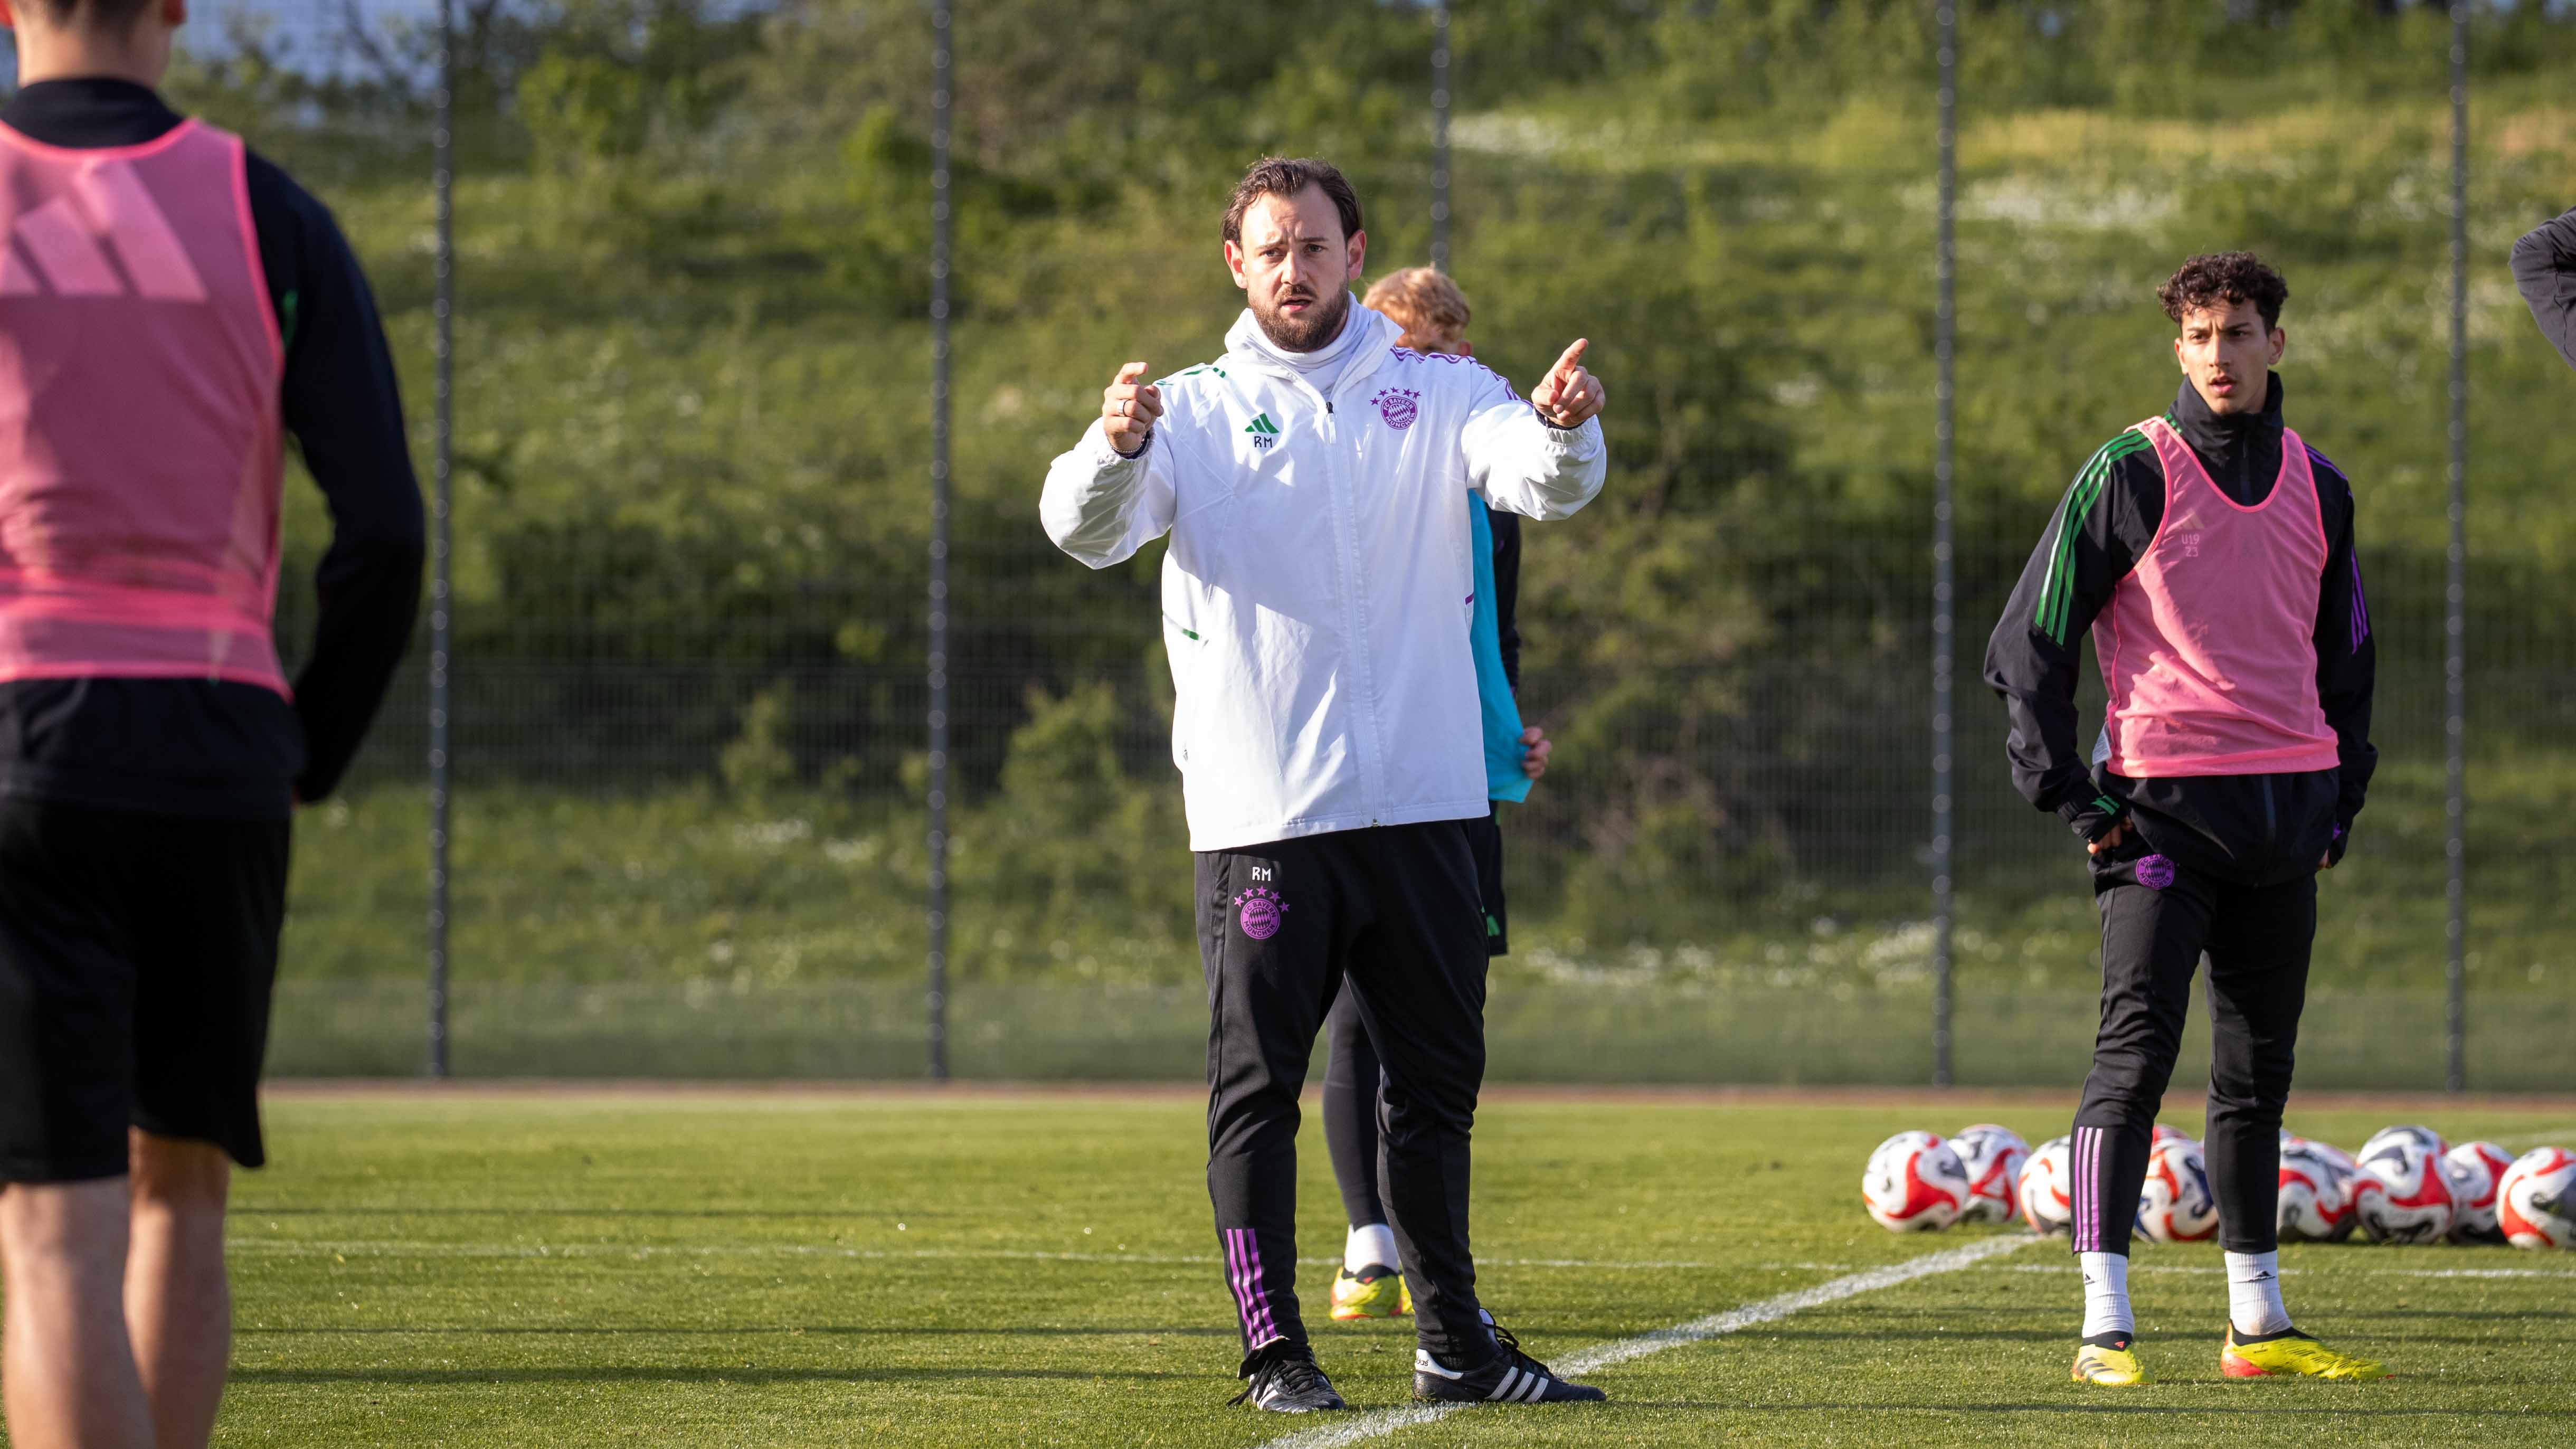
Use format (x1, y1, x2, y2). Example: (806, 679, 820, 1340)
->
(2081, 1331, 2135, 1351)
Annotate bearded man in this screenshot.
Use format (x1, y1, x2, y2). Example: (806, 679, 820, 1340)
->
(1041, 156, 1609, 1413)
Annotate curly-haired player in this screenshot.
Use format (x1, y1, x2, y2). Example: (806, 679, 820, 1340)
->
(1985, 252, 2384, 1387)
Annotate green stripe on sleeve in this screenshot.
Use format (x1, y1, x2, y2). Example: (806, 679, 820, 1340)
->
(2034, 430, 2150, 644)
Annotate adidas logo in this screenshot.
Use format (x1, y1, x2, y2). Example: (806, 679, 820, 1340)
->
(1, 160, 210, 302)
(1244, 412, 1281, 452)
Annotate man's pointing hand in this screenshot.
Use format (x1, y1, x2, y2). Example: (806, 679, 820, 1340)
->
(1531, 338, 1606, 429)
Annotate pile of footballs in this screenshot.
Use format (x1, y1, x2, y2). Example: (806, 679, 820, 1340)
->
(1863, 1123, 2576, 1248)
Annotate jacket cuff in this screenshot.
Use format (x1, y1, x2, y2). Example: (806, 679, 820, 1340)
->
(1096, 427, 1153, 465)
(2057, 789, 2127, 842)
(2326, 815, 2356, 867)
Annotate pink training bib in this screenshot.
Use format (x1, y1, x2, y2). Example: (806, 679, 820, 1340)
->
(2092, 414, 2339, 778)
(0, 118, 288, 696)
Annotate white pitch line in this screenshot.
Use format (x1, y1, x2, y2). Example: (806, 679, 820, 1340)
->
(1258, 1234, 2037, 1449)
(219, 1239, 1742, 1272)
(2003, 1262, 2576, 1280)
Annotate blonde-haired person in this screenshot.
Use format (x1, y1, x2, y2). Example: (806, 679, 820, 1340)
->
(1365, 266, 1475, 356)
(1317, 269, 1552, 1328)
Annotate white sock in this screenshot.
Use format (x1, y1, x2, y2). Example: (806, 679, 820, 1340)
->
(2079, 1252, 2134, 1341)
(1344, 1223, 1400, 1274)
(2226, 1250, 2292, 1337)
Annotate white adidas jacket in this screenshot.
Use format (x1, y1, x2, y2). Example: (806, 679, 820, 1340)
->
(1041, 304, 1606, 852)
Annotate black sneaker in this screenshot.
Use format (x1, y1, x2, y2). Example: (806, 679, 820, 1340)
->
(1228, 1345, 1349, 1413)
(1412, 1317, 1606, 1404)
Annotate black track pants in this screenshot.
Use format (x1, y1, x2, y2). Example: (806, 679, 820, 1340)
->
(1199, 820, 1491, 1371)
(1322, 806, 1505, 1239)
(2071, 846, 2315, 1256)
(1321, 986, 1386, 1232)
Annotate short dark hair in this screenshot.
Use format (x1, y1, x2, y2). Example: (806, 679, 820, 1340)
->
(1223, 157, 1364, 247)
(21, 0, 156, 32)
(2159, 251, 2289, 331)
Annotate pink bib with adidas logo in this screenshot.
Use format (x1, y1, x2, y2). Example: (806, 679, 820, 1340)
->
(0, 118, 288, 696)
(2092, 413, 2339, 778)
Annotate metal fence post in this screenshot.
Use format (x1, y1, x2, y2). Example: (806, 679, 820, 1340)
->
(1430, 4, 1451, 272)
(1929, 0, 1958, 1089)
(925, 0, 954, 1082)
(425, 0, 455, 1080)
(2444, 2, 2469, 1094)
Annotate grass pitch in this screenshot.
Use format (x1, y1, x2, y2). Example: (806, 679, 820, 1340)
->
(31, 1090, 2574, 1446)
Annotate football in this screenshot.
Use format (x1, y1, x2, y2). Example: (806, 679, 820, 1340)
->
(2135, 1135, 2219, 1243)
(1951, 1124, 2031, 1226)
(1863, 1131, 1970, 1232)
(2498, 1147, 2576, 1251)
(2297, 1134, 2359, 1176)
(2356, 1137, 2455, 1244)
(2445, 1141, 2516, 1245)
(2278, 1138, 2355, 1243)
(2361, 1124, 2450, 1162)
(2151, 1124, 2189, 1148)
(2019, 1135, 2075, 1236)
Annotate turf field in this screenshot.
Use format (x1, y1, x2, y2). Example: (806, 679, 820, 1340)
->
(32, 1089, 2576, 1446)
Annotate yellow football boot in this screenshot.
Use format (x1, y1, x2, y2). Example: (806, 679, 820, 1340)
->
(2220, 1327, 2389, 1381)
(1329, 1265, 1409, 1321)
(2071, 1336, 2151, 1386)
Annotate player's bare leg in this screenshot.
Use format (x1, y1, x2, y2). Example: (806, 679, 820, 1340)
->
(125, 1132, 232, 1449)
(0, 1178, 156, 1449)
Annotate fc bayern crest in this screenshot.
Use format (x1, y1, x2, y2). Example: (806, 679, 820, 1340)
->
(1374, 387, 1420, 431)
(1233, 886, 1288, 940)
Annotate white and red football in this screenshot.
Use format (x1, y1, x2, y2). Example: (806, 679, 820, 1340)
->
(2499, 1147, 2576, 1251)
(1951, 1124, 2031, 1226)
(2278, 1138, 2355, 1243)
(2135, 1135, 2219, 1243)
(2019, 1135, 2073, 1236)
(2445, 1141, 2515, 1245)
(1863, 1131, 1969, 1233)
(2356, 1137, 2455, 1244)
(2362, 1124, 2450, 1163)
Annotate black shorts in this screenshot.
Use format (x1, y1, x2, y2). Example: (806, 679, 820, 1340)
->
(0, 797, 289, 1182)
(1463, 804, 1507, 957)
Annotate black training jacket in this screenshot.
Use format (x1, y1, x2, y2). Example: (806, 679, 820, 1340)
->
(1983, 374, 2376, 886)
(2514, 206, 2576, 374)
(0, 79, 424, 817)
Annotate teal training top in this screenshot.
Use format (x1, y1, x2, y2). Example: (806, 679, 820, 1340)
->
(1469, 495, 1530, 804)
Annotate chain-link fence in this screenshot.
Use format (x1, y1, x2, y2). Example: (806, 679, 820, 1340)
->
(34, 0, 2571, 1088)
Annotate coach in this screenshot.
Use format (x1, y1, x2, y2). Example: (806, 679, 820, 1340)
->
(1040, 157, 1608, 1413)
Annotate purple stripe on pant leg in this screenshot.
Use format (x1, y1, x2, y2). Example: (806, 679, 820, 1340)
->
(2076, 1128, 2096, 1252)
(1221, 1230, 1244, 1340)
(2083, 1127, 2098, 1251)
(1223, 1230, 1258, 1345)
(2086, 1127, 2103, 1251)
(1225, 1229, 1278, 1348)
(2073, 1128, 2087, 1251)
(1239, 1229, 1280, 1346)
(2071, 1128, 2084, 1250)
